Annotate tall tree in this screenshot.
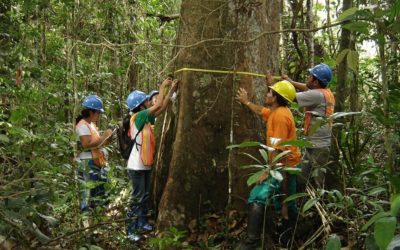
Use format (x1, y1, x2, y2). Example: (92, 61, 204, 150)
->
(155, 0, 281, 229)
(329, 0, 353, 187)
(305, 0, 314, 67)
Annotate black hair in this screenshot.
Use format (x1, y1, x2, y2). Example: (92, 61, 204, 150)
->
(130, 106, 141, 114)
(130, 102, 147, 114)
(271, 90, 289, 107)
(311, 75, 327, 88)
(75, 108, 97, 124)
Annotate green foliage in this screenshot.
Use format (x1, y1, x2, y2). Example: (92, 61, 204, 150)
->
(226, 141, 260, 149)
(302, 198, 318, 213)
(347, 50, 359, 72)
(247, 170, 266, 186)
(1, 0, 400, 248)
(326, 234, 341, 250)
(0, 0, 179, 247)
(360, 196, 400, 250)
(343, 22, 370, 35)
(283, 192, 309, 203)
(390, 195, 400, 216)
(374, 217, 396, 250)
(336, 7, 359, 21)
(148, 227, 188, 250)
(229, 140, 308, 187)
(335, 49, 350, 65)
(278, 140, 313, 148)
(362, 212, 392, 232)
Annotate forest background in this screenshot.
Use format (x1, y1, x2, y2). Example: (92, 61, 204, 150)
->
(1, 0, 400, 249)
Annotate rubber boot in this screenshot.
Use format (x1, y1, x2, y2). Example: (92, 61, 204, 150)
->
(126, 217, 143, 242)
(276, 212, 297, 249)
(138, 216, 153, 232)
(240, 203, 265, 250)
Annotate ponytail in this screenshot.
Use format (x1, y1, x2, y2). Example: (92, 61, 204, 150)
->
(75, 109, 94, 125)
(75, 115, 84, 125)
(130, 105, 142, 114)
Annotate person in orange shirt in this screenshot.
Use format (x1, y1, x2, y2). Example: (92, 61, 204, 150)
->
(236, 75, 301, 249)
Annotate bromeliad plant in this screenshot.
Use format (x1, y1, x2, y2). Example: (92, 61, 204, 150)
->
(227, 140, 311, 186)
(227, 140, 314, 249)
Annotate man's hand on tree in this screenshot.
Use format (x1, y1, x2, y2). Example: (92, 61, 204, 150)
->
(236, 88, 249, 104)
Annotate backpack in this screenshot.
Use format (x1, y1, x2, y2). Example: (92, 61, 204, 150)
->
(117, 114, 144, 160)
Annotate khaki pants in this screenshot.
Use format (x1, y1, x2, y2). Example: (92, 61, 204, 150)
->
(298, 147, 331, 190)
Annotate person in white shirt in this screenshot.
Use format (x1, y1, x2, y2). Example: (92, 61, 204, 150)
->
(125, 78, 179, 242)
(75, 95, 112, 211)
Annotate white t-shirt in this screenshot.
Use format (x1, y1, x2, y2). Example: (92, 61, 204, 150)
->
(127, 109, 154, 171)
(75, 122, 106, 160)
(296, 89, 332, 148)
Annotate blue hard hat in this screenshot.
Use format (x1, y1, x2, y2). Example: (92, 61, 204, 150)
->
(82, 95, 104, 112)
(127, 90, 147, 111)
(147, 90, 159, 100)
(308, 63, 333, 86)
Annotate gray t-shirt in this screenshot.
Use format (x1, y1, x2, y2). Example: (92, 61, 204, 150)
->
(296, 89, 331, 148)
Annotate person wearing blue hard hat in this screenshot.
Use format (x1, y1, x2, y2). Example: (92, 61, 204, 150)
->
(127, 90, 148, 112)
(282, 63, 336, 190)
(125, 77, 179, 242)
(75, 95, 112, 212)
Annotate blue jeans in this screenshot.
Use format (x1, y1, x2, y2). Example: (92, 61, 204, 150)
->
(127, 169, 151, 229)
(78, 160, 107, 211)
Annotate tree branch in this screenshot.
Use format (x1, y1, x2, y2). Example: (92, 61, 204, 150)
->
(70, 20, 349, 49)
(146, 13, 180, 23)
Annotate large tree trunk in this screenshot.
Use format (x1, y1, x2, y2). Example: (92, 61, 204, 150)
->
(155, 0, 281, 229)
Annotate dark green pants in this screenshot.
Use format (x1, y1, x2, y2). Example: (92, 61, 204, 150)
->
(248, 172, 298, 214)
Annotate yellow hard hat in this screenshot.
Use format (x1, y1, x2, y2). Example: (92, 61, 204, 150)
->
(269, 80, 296, 103)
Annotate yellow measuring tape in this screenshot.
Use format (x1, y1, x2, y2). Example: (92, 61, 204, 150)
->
(175, 67, 281, 79)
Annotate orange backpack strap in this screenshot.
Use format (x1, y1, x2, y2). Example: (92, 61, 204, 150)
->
(127, 114, 137, 138)
(303, 88, 335, 136)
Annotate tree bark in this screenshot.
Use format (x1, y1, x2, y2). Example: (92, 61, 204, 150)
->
(329, 0, 352, 188)
(288, 0, 305, 79)
(305, 0, 314, 67)
(325, 0, 335, 55)
(377, 22, 393, 177)
(155, 0, 281, 229)
(349, 40, 358, 112)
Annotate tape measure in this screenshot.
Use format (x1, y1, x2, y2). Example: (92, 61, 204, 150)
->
(174, 67, 280, 79)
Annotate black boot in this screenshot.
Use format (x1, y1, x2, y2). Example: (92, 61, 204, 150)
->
(276, 212, 297, 249)
(240, 203, 265, 250)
